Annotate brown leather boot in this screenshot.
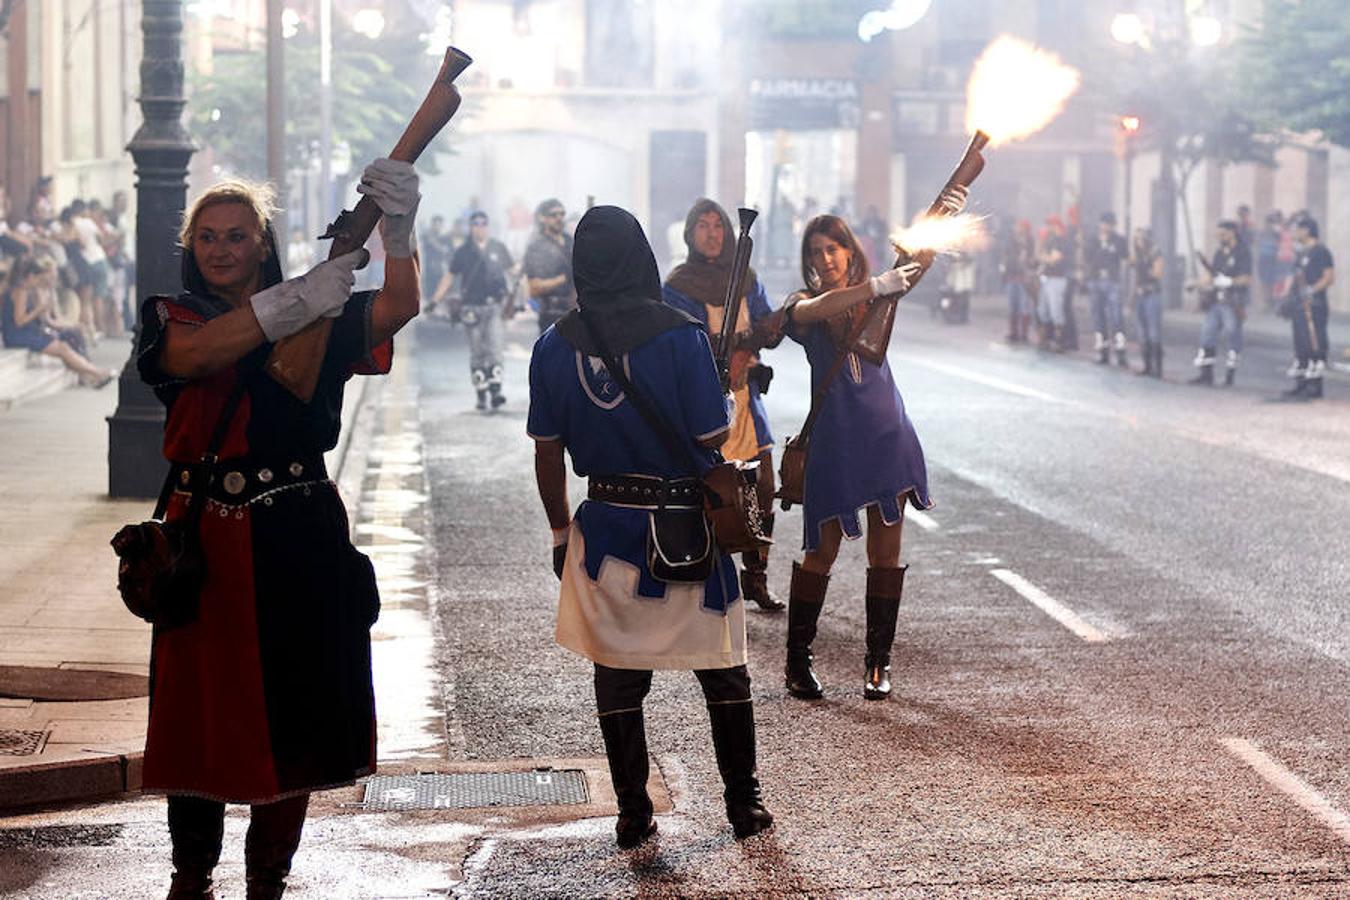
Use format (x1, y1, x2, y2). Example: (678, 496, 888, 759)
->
(863, 566, 906, 700)
(740, 554, 783, 613)
(741, 514, 783, 610)
(785, 563, 829, 699)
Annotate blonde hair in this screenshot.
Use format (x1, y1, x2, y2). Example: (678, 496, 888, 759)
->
(179, 179, 277, 249)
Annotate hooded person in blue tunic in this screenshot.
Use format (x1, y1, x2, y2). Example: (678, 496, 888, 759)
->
(663, 198, 784, 611)
(529, 205, 774, 848)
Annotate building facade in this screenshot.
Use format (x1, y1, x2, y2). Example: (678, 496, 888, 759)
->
(1, 0, 140, 221)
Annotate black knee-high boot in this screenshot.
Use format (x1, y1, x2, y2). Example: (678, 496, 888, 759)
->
(244, 794, 309, 900)
(598, 709, 656, 848)
(784, 563, 829, 699)
(167, 795, 225, 900)
(864, 566, 906, 700)
(707, 700, 774, 839)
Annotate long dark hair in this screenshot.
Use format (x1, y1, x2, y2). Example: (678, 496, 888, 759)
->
(800, 214, 870, 295)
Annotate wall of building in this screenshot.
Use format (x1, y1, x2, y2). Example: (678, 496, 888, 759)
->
(36, 0, 138, 210)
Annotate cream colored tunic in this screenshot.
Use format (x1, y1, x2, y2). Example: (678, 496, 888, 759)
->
(555, 524, 748, 671)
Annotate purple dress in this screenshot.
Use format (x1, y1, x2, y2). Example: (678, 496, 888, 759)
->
(785, 305, 933, 551)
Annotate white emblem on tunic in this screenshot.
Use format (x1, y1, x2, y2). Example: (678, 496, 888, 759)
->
(576, 351, 628, 410)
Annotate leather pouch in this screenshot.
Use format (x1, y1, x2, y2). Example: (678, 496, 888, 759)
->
(647, 508, 716, 584)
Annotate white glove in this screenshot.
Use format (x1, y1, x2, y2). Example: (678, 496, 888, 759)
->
(938, 185, 969, 216)
(357, 158, 421, 258)
(1212, 274, 1233, 289)
(869, 261, 923, 298)
(250, 249, 368, 342)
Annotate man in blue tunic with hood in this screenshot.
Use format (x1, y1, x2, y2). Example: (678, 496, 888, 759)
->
(529, 205, 774, 849)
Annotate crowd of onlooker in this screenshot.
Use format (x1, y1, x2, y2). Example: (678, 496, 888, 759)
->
(0, 176, 128, 387)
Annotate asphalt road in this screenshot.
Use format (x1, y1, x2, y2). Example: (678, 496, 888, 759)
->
(4, 292, 1348, 898)
(411, 293, 1350, 897)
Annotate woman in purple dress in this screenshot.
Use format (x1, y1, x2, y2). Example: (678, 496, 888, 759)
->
(777, 207, 956, 702)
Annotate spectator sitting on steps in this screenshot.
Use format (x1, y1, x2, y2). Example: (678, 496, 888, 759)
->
(1, 254, 115, 387)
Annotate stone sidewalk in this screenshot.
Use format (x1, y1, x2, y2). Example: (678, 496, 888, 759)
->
(0, 337, 373, 809)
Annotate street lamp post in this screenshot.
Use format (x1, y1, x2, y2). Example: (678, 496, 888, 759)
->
(267, 0, 288, 243)
(1119, 115, 1140, 240)
(107, 0, 197, 498)
(319, 0, 333, 223)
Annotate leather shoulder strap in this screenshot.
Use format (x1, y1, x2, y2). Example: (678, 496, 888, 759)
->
(796, 297, 881, 444)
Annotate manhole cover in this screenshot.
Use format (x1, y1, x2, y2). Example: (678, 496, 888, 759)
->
(0, 729, 46, 756)
(362, 770, 589, 810)
(0, 665, 148, 701)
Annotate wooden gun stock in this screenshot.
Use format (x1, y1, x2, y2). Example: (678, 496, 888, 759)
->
(266, 47, 473, 402)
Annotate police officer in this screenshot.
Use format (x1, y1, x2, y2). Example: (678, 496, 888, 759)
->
(1190, 220, 1251, 387)
(1280, 217, 1335, 400)
(1085, 212, 1129, 366)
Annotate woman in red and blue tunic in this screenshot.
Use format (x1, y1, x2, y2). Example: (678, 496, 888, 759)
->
(778, 199, 960, 704)
(136, 162, 420, 900)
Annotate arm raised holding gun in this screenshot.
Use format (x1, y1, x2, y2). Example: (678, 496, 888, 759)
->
(849, 138, 981, 364)
(266, 47, 473, 402)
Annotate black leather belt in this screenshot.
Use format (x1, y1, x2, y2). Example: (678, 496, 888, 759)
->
(588, 475, 701, 510)
(170, 456, 329, 507)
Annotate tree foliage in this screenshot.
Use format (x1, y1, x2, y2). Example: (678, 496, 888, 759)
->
(1239, 0, 1350, 147)
(1100, 44, 1275, 171)
(1083, 37, 1275, 264)
(187, 21, 436, 180)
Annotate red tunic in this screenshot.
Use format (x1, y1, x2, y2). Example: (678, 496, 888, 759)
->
(136, 291, 391, 803)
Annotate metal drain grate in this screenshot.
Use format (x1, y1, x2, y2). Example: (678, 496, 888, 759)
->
(0, 729, 46, 756)
(362, 770, 589, 810)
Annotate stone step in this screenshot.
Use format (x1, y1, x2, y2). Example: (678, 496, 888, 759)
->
(0, 351, 79, 413)
(0, 350, 32, 381)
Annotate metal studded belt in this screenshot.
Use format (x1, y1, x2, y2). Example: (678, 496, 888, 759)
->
(170, 456, 329, 507)
(588, 475, 702, 510)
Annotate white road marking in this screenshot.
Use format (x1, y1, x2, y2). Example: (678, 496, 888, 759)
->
(907, 508, 938, 531)
(907, 356, 1065, 404)
(1221, 737, 1350, 844)
(989, 568, 1109, 643)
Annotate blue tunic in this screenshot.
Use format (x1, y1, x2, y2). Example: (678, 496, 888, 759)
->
(527, 322, 740, 612)
(662, 281, 775, 453)
(785, 308, 933, 552)
(2, 294, 56, 353)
